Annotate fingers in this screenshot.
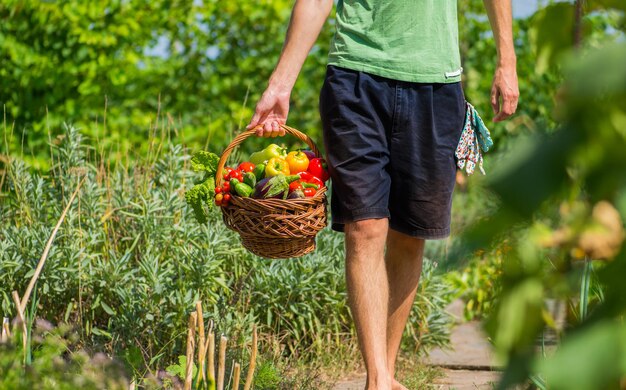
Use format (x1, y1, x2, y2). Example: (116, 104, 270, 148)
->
(269, 121, 280, 138)
(491, 85, 500, 116)
(253, 120, 285, 137)
(247, 87, 290, 136)
(246, 112, 260, 130)
(494, 88, 519, 122)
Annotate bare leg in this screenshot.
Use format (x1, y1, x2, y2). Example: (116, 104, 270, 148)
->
(345, 218, 393, 390)
(385, 229, 425, 390)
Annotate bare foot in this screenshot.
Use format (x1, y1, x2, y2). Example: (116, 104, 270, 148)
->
(392, 379, 409, 390)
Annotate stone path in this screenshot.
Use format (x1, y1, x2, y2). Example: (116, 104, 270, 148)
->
(332, 300, 502, 390)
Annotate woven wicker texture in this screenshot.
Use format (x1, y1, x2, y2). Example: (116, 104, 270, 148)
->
(216, 125, 328, 259)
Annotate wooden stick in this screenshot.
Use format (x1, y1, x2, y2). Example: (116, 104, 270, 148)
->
(232, 363, 241, 390)
(243, 325, 257, 390)
(196, 301, 206, 384)
(1, 317, 10, 342)
(19, 178, 85, 314)
(11, 291, 27, 352)
(207, 330, 215, 382)
(184, 312, 197, 390)
(217, 335, 227, 390)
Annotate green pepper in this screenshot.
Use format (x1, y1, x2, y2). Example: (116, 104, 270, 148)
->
(229, 178, 253, 197)
(249, 144, 287, 165)
(243, 171, 256, 188)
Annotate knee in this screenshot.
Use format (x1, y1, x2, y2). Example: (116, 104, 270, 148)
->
(345, 218, 388, 241)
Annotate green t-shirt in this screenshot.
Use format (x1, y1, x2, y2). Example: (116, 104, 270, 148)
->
(328, 0, 462, 83)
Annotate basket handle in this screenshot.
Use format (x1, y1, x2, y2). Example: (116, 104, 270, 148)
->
(215, 124, 323, 187)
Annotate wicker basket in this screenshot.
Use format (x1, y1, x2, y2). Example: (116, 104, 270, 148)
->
(215, 125, 328, 259)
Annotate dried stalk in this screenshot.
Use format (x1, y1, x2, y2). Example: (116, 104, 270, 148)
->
(232, 363, 241, 390)
(207, 330, 215, 382)
(11, 291, 27, 351)
(184, 312, 197, 390)
(243, 325, 258, 390)
(19, 177, 85, 314)
(196, 301, 206, 384)
(217, 335, 227, 390)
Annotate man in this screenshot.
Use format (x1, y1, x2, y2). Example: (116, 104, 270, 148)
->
(247, 1, 519, 389)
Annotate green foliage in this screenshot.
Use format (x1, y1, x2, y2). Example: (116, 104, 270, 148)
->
(165, 355, 197, 382)
(185, 151, 220, 223)
(0, 0, 334, 167)
(0, 125, 453, 382)
(0, 323, 129, 389)
(529, 3, 576, 75)
(254, 361, 282, 390)
(453, 5, 626, 387)
(445, 250, 503, 321)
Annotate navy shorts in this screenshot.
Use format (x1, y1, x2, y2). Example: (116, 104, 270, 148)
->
(319, 65, 466, 239)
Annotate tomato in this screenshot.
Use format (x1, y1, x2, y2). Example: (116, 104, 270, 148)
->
(223, 193, 231, 202)
(238, 162, 256, 173)
(223, 167, 234, 180)
(223, 182, 231, 193)
(289, 181, 303, 193)
(215, 187, 222, 194)
(308, 158, 330, 182)
(228, 169, 244, 182)
(303, 187, 317, 197)
(285, 151, 309, 174)
(215, 193, 224, 206)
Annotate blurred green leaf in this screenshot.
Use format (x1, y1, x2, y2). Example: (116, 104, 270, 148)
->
(529, 2, 575, 74)
(536, 321, 626, 390)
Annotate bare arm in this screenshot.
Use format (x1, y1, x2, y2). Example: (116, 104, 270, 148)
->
(483, 0, 519, 122)
(247, 0, 334, 137)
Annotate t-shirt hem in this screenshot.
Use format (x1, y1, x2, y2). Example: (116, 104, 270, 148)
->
(327, 58, 462, 84)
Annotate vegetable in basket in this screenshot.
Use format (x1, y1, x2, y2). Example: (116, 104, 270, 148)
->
(250, 144, 287, 165)
(253, 163, 266, 181)
(243, 171, 257, 188)
(285, 151, 309, 173)
(287, 189, 305, 199)
(185, 151, 220, 224)
(230, 178, 254, 197)
(237, 161, 255, 173)
(253, 174, 300, 199)
(265, 157, 290, 177)
(308, 158, 330, 182)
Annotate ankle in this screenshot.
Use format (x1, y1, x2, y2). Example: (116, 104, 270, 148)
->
(366, 371, 392, 390)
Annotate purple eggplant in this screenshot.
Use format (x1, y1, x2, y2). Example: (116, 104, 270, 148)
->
(287, 189, 305, 199)
(253, 174, 300, 199)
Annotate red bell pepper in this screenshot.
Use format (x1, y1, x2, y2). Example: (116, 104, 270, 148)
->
(308, 158, 330, 182)
(289, 180, 304, 194)
(298, 171, 324, 188)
